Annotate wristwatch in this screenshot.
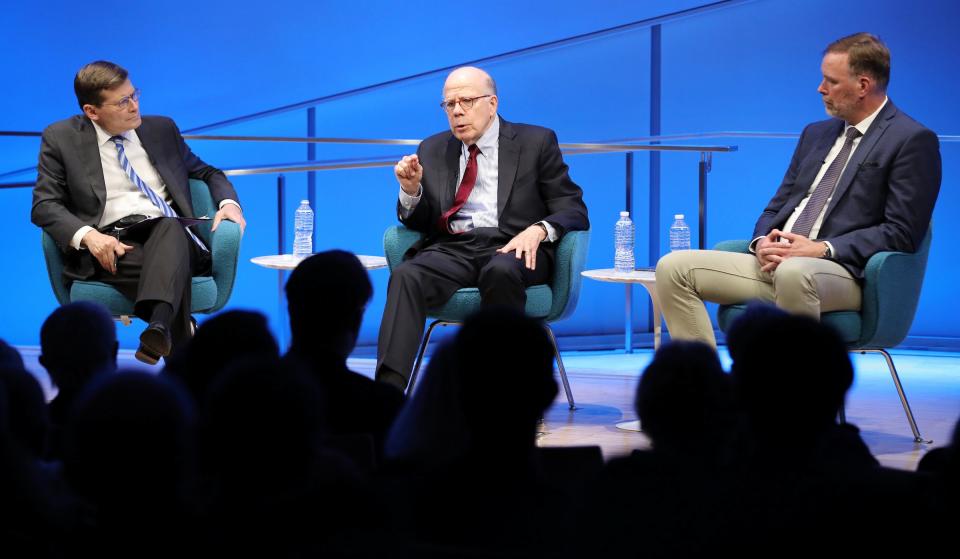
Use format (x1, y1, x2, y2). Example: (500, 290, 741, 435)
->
(535, 222, 549, 239)
(822, 243, 832, 259)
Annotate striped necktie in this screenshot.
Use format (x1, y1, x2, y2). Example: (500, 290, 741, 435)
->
(111, 135, 207, 251)
(791, 127, 862, 238)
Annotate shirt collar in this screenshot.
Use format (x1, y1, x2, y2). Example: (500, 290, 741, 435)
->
(848, 96, 888, 136)
(463, 114, 499, 156)
(91, 120, 135, 147)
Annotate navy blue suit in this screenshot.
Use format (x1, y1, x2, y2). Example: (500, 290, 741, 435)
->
(754, 101, 941, 278)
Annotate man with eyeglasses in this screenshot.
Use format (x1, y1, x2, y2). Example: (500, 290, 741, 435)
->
(375, 66, 589, 392)
(32, 60, 246, 364)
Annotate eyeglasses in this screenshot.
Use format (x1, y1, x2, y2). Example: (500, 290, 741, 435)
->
(103, 88, 141, 110)
(439, 94, 492, 113)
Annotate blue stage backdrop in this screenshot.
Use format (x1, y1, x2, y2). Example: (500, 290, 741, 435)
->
(2, 0, 957, 352)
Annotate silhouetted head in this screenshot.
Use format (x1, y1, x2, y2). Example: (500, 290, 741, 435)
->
(63, 371, 195, 509)
(636, 341, 732, 452)
(0, 339, 24, 371)
(727, 304, 853, 441)
(384, 340, 469, 470)
(164, 310, 279, 407)
(454, 307, 557, 448)
(0, 367, 49, 458)
(285, 250, 372, 360)
(200, 357, 325, 490)
(39, 302, 117, 394)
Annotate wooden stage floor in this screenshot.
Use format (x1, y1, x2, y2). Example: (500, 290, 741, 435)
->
(18, 346, 960, 471)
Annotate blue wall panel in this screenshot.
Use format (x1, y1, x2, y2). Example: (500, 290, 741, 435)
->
(2, 0, 957, 351)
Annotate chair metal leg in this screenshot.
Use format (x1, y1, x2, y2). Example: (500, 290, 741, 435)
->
(857, 349, 931, 444)
(408, 319, 449, 395)
(543, 323, 576, 410)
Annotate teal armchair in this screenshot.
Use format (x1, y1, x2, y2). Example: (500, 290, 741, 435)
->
(384, 227, 591, 409)
(41, 179, 242, 323)
(714, 227, 933, 442)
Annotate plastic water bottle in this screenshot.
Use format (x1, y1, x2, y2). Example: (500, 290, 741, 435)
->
(293, 200, 314, 258)
(614, 211, 635, 273)
(669, 214, 691, 252)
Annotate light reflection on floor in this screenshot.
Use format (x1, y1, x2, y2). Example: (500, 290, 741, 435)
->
(16, 345, 960, 470)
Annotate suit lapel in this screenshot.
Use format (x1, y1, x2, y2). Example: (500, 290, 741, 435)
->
(774, 120, 844, 223)
(497, 118, 519, 218)
(797, 120, 845, 195)
(137, 119, 191, 215)
(75, 118, 107, 210)
(822, 102, 896, 222)
(440, 135, 461, 213)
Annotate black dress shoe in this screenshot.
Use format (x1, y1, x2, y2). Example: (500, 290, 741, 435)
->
(135, 322, 172, 365)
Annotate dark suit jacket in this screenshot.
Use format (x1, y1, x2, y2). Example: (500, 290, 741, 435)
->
(31, 114, 237, 279)
(398, 116, 589, 254)
(753, 101, 941, 278)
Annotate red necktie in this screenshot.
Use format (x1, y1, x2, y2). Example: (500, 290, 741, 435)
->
(438, 144, 480, 233)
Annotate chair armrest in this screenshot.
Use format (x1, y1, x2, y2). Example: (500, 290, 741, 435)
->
(383, 226, 425, 271)
(41, 231, 71, 305)
(713, 239, 752, 254)
(858, 247, 929, 348)
(548, 229, 590, 322)
(209, 220, 241, 313)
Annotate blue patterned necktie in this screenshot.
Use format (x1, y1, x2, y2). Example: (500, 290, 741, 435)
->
(111, 135, 207, 251)
(791, 126, 862, 238)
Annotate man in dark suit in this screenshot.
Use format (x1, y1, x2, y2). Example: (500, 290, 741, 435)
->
(655, 33, 941, 347)
(376, 66, 589, 391)
(31, 60, 246, 363)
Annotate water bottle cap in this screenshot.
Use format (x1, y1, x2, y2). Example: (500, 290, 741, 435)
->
(301, 200, 310, 204)
(620, 211, 630, 217)
(674, 214, 684, 220)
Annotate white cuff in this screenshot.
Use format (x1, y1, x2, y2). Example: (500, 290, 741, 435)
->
(71, 226, 95, 250)
(539, 221, 558, 243)
(218, 199, 241, 212)
(399, 185, 422, 218)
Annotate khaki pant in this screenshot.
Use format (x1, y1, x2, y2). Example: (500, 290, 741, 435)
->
(655, 250, 862, 348)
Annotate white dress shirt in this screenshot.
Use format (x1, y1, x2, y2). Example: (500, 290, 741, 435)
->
(71, 121, 238, 249)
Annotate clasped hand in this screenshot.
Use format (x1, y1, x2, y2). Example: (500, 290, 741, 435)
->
(755, 229, 826, 272)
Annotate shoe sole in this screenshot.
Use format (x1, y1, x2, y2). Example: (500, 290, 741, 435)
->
(134, 347, 161, 365)
(137, 327, 172, 365)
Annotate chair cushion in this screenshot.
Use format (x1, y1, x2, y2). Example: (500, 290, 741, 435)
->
(70, 276, 219, 316)
(717, 304, 861, 345)
(429, 284, 553, 322)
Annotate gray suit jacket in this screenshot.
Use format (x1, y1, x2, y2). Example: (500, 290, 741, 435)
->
(31, 114, 237, 279)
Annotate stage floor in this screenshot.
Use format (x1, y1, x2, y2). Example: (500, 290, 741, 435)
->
(17, 346, 960, 471)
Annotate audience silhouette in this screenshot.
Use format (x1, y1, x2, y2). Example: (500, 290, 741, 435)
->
(39, 301, 117, 460)
(284, 250, 404, 463)
(2, 286, 955, 557)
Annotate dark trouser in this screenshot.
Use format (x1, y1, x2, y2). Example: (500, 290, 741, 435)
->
(92, 217, 210, 348)
(376, 227, 552, 383)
